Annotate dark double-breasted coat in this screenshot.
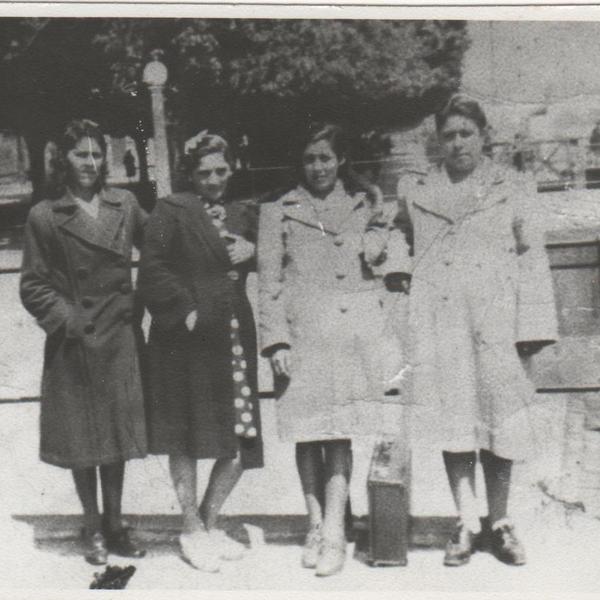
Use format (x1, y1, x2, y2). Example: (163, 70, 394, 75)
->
(20, 188, 148, 469)
(137, 192, 263, 469)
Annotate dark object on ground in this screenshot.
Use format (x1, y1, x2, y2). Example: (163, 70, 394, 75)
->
(89, 565, 136, 589)
(367, 438, 411, 566)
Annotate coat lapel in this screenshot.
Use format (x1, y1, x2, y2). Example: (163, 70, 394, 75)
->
(281, 183, 364, 235)
(411, 161, 508, 224)
(53, 190, 127, 256)
(170, 193, 231, 266)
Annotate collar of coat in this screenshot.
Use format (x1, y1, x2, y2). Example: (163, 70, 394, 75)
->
(279, 181, 367, 235)
(161, 192, 233, 266)
(51, 188, 128, 257)
(411, 159, 511, 224)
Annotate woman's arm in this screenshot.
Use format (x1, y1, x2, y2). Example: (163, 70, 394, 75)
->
(362, 175, 414, 290)
(20, 206, 74, 336)
(137, 200, 195, 331)
(257, 200, 291, 357)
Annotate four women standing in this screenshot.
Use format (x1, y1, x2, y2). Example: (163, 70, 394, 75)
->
(19, 101, 557, 574)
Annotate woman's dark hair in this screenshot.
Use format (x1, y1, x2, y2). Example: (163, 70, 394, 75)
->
(295, 122, 348, 179)
(435, 94, 488, 133)
(178, 133, 234, 184)
(49, 119, 108, 198)
(294, 121, 380, 205)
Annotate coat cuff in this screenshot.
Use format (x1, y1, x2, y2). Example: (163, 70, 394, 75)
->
(260, 330, 292, 358)
(516, 301, 559, 344)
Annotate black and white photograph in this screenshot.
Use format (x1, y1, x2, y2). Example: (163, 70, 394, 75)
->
(0, 10, 600, 594)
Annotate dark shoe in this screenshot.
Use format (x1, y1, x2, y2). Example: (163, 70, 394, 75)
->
(105, 527, 146, 559)
(490, 520, 526, 566)
(82, 529, 108, 566)
(443, 522, 476, 567)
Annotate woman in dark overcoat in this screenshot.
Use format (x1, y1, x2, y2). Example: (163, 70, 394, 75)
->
(20, 119, 147, 565)
(137, 133, 263, 573)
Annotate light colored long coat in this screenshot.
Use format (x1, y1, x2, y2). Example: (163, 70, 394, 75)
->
(402, 160, 558, 460)
(20, 189, 148, 468)
(258, 181, 404, 442)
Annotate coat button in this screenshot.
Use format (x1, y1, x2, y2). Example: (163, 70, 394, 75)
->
(81, 297, 94, 308)
(443, 260, 452, 266)
(334, 236, 344, 246)
(122, 310, 133, 324)
(227, 270, 240, 281)
(76, 267, 88, 280)
(335, 272, 347, 280)
(339, 305, 348, 313)
(83, 323, 95, 334)
(120, 282, 132, 294)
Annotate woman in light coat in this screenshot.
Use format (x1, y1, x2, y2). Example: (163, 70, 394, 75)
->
(258, 122, 407, 577)
(379, 96, 558, 567)
(20, 119, 147, 565)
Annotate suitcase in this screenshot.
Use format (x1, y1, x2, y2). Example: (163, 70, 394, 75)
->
(367, 437, 411, 566)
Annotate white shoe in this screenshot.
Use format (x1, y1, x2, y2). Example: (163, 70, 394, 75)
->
(179, 531, 220, 572)
(209, 529, 246, 561)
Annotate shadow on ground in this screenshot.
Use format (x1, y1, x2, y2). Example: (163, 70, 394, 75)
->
(12, 514, 458, 562)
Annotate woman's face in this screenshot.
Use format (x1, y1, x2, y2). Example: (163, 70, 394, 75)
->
(302, 139, 343, 197)
(66, 136, 105, 191)
(191, 152, 232, 203)
(439, 115, 484, 179)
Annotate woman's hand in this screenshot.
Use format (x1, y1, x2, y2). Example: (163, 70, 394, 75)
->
(185, 310, 198, 332)
(270, 348, 291, 378)
(227, 234, 255, 265)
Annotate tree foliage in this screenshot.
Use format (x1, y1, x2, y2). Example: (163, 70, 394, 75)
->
(90, 19, 469, 162)
(0, 18, 470, 193)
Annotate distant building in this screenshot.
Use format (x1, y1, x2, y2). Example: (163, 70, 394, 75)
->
(462, 22, 600, 142)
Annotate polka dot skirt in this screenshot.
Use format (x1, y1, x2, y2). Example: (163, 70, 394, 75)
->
(230, 316, 257, 439)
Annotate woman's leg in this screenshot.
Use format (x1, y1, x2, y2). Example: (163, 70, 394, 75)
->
(315, 440, 352, 576)
(442, 451, 479, 532)
(170, 455, 220, 571)
(479, 449, 512, 525)
(198, 452, 244, 531)
(442, 451, 479, 567)
(99, 461, 146, 558)
(197, 452, 246, 561)
(99, 461, 124, 534)
(169, 455, 204, 534)
(73, 467, 107, 564)
(321, 440, 352, 542)
(72, 467, 101, 533)
(296, 442, 326, 530)
(479, 449, 525, 565)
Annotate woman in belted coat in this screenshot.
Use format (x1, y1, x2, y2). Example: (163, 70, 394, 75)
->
(380, 96, 558, 568)
(258, 122, 407, 577)
(137, 134, 263, 573)
(20, 119, 147, 565)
